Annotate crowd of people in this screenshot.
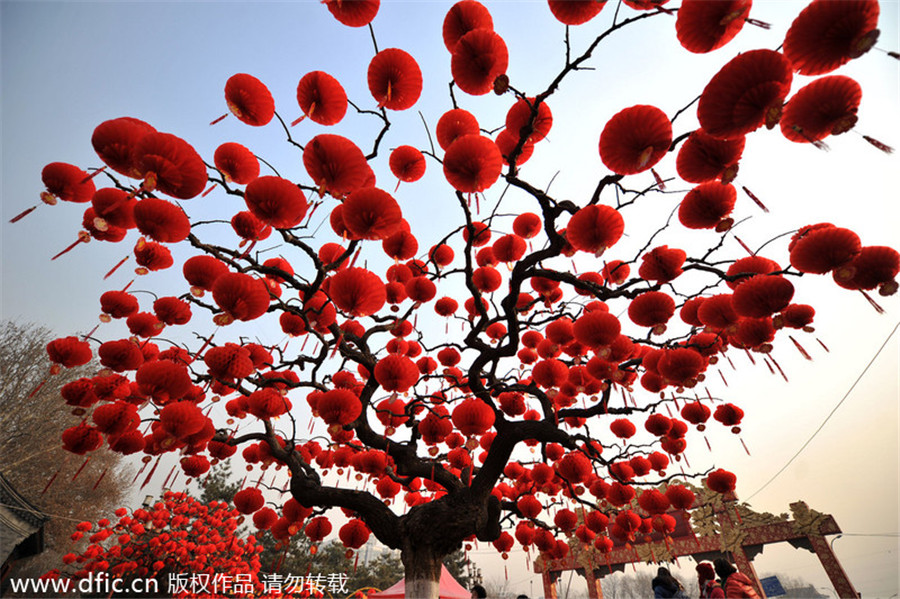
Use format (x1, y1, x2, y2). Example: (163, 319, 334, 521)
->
(652, 558, 761, 598)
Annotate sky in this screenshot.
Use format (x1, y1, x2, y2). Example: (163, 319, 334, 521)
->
(1, 1, 899, 597)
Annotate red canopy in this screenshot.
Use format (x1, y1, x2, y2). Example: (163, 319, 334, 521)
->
(371, 565, 470, 599)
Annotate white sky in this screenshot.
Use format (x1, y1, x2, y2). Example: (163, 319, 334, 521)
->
(1, 1, 898, 597)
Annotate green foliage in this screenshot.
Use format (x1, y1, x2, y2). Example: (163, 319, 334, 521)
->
(196, 460, 243, 505)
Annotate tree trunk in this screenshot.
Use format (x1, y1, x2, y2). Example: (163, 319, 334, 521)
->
(401, 545, 443, 599)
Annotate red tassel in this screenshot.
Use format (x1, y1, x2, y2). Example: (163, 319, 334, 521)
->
(769, 355, 789, 382)
(789, 335, 813, 360)
(705, 435, 712, 451)
(80, 166, 107, 183)
(734, 506, 743, 524)
(71, 457, 91, 482)
(763, 356, 776, 375)
(817, 337, 830, 352)
(744, 17, 771, 29)
(743, 348, 756, 365)
(741, 187, 769, 213)
(726, 354, 736, 370)
(718, 371, 728, 387)
(51, 233, 90, 260)
(291, 115, 307, 127)
(651, 168, 666, 190)
(42, 467, 62, 496)
(201, 184, 216, 197)
(104, 256, 130, 280)
(140, 456, 161, 490)
(132, 460, 149, 485)
(210, 113, 228, 125)
(92, 468, 108, 490)
(860, 290, 886, 314)
(863, 135, 894, 154)
(161, 464, 178, 489)
(733, 236, 755, 256)
(28, 377, 48, 399)
(9, 205, 38, 223)
(740, 437, 751, 456)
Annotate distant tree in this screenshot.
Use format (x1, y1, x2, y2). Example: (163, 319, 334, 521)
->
(196, 461, 243, 505)
(444, 548, 478, 590)
(0, 320, 131, 582)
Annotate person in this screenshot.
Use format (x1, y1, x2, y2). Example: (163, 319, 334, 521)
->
(471, 584, 487, 599)
(652, 567, 687, 598)
(713, 558, 761, 598)
(697, 562, 725, 599)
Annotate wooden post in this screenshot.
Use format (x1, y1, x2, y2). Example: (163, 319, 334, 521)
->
(807, 535, 859, 599)
(542, 569, 558, 599)
(731, 545, 766, 598)
(583, 568, 603, 599)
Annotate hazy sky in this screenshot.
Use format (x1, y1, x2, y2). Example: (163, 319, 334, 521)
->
(1, 1, 898, 596)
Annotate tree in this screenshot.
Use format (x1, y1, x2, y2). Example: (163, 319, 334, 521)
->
(43, 491, 264, 598)
(13, 2, 898, 598)
(0, 320, 131, 583)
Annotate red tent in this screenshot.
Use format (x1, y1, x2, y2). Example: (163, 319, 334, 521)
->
(370, 565, 471, 599)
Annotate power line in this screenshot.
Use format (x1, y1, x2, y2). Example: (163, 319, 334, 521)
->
(745, 320, 900, 502)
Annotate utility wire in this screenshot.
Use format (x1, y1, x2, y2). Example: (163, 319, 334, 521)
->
(745, 320, 900, 502)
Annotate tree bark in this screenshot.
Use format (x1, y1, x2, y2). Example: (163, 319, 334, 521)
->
(401, 545, 443, 599)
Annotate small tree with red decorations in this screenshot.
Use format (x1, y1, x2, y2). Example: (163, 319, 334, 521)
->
(18, 1, 899, 597)
(44, 491, 264, 598)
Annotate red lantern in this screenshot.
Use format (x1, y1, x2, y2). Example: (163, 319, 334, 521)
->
(781, 76, 861, 144)
(598, 105, 672, 175)
(327, 268, 387, 318)
(233, 488, 265, 514)
(317, 389, 362, 426)
(789, 224, 861, 274)
(244, 176, 309, 230)
(443, 1, 494, 51)
(628, 291, 676, 329)
(697, 49, 792, 139)
(41, 163, 95, 204)
(296, 71, 348, 126)
(133, 198, 190, 243)
(303, 134, 371, 199)
(639, 246, 686, 283)
(548, 0, 606, 26)
(339, 519, 370, 549)
(783, 0, 880, 76)
(91, 117, 156, 177)
(678, 183, 737, 230)
(436, 109, 480, 151)
(135, 132, 207, 200)
(566, 205, 624, 255)
(443, 135, 503, 193)
(342, 188, 403, 241)
(451, 29, 509, 96)
(675, 0, 752, 54)
(223, 73, 274, 127)
(214, 143, 259, 185)
(706, 468, 737, 494)
(368, 48, 423, 111)
(676, 130, 745, 184)
(324, 0, 379, 27)
(212, 272, 271, 322)
(731, 274, 794, 318)
(451, 397, 495, 436)
(47, 336, 92, 368)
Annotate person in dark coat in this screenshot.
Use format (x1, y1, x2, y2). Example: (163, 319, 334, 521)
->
(713, 558, 760, 598)
(652, 567, 686, 598)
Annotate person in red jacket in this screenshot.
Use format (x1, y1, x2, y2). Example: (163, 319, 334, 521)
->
(713, 558, 761, 598)
(697, 562, 725, 598)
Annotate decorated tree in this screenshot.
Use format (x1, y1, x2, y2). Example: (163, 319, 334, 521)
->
(45, 491, 264, 598)
(12, 1, 899, 598)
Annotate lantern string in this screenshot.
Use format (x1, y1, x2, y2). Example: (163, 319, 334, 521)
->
(746, 320, 900, 502)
